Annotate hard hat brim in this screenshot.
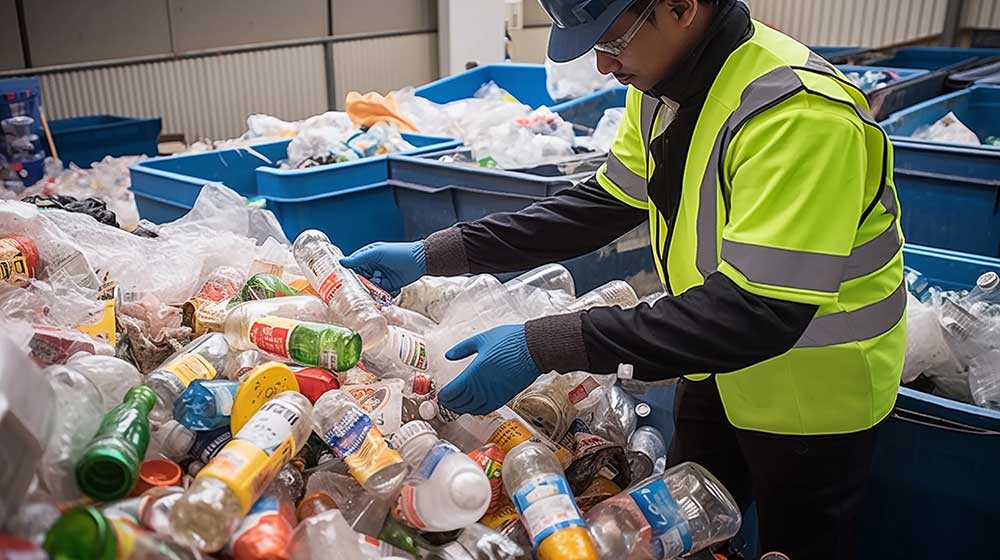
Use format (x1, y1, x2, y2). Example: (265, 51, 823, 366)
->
(546, 0, 636, 62)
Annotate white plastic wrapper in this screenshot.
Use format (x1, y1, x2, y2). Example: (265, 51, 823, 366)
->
(575, 108, 624, 154)
(902, 293, 954, 383)
(913, 111, 981, 146)
(545, 51, 617, 101)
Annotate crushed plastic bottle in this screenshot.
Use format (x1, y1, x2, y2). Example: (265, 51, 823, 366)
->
(145, 332, 230, 423)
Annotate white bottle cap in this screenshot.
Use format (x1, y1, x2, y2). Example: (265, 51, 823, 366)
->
(449, 471, 490, 510)
(977, 271, 999, 292)
(418, 400, 439, 421)
(392, 420, 436, 449)
(634, 402, 651, 417)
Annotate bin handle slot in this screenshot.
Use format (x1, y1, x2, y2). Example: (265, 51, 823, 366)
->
(892, 407, 1000, 436)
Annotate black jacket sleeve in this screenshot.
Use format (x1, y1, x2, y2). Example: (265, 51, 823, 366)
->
(524, 272, 818, 381)
(424, 176, 648, 276)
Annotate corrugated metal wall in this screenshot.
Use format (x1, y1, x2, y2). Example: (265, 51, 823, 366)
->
(963, 0, 1000, 29)
(750, 0, 948, 46)
(40, 45, 329, 142)
(330, 32, 438, 108)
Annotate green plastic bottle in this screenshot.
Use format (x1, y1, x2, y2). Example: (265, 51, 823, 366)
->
(236, 315, 362, 371)
(43, 507, 116, 560)
(75, 385, 157, 501)
(228, 273, 299, 308)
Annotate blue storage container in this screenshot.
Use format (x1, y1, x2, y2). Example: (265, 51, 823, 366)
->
(550, 86, 627, 129)
(415, 64, 557, 108)
(880, 86, 1000, 256)
(837, 64, 928, 92)
(49, 115, 161, 168)
(863, 46, 1000, 71)
(130, 133, 459, 252)
(809, 45, 867, 62)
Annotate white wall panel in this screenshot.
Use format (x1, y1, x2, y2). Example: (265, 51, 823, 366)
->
(330, 32, 439, 107)
(963, 0, 1000, 29)
(38, 45, 328, 142)
(508, 26, 551, 63)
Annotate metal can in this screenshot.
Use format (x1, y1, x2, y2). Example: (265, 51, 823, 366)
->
(0, 235, 39, 285)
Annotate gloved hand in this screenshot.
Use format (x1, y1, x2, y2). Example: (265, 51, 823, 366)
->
(438, 324, 542, 415)
(339, 241, 426, 296)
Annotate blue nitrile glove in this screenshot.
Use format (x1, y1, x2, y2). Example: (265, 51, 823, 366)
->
(339, 241, 426, 296)
(438, 324, 542, 415)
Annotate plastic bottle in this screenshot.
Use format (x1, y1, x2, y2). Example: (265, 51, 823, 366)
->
(39, 364, 105, 501)
(502, 441, 598, 560)
(424, 523, 529, 560)
(44, 505, 199, 560)
(182, 265, 244, 335)
(903, 266, 933, 303)
(75, 385, 157, 501)
(145, 332, 230, 422)
(224, 349, 264, 381)
(510, 375, 575, 442)
(301, 470, 392, 537)
(223, 296, 331, 344)
(228, 477, 296, 560)
(566, 280, 640, 311)
(391, 420, 492, 532)
(0, 335, 54, 528)
(147, 420, 197, 462)
(100, 485, 184, 535)
(287, 509, 408, 560)
(313, 390, 407, 497)
(64, 353, 143, 412)
(965, 271, 1000, 306)
(228, 273, 301, 308)
(173, 378, 239, 431)
(504, 263, 576, 297)
(584, 462, 741, 560)
(169, 391, 313, 552)
(626, 426, 668, 481)
(228, 314, 362, 371)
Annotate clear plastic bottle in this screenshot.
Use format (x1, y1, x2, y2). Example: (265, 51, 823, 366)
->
(626, 426, 668, 482)
(567, 280, 640, 311)
(312, 390, 407, 497)
(584, 462, 741, 560)
(510, 375, 575, 443)
(147, 420, 197, 462)
(227, 314, 362, 371)
(504, 263, 576, 297)
(288, 509, 409, 560)
(169, 391, 313, 552)
(64, 353, 143, 412)
(145, 333, 230, 423)
(391, 420, 492, 532)
(965, 271, 1000, 307)
(502, 441, 599, 560)
(40, 364, 105, 501)
(223, 296, 331, 352)
(173, 379, 239, 431)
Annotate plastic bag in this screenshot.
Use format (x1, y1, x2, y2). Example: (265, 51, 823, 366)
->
(902, 293, 955, 383)
(913, 111, 981, 146)
(575, 108, 624, 153)
(545, 51, 617, 101)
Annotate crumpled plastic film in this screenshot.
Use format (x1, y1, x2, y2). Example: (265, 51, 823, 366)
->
(545, 51, 617, 101)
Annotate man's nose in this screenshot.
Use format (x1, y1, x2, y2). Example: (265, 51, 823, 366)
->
(594, 50, 621, 75)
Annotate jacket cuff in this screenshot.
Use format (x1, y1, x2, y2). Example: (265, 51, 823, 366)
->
(525, 312, 590, 373)
(424, 227, 470, 276)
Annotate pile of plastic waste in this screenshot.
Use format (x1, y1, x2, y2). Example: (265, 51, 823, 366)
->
(911, 111, 1000, 147)
(0, 183, 747, 559)
(903, 267, 1000, 410)
(844, 69, 901, 92)
(545, 52, 618, 101)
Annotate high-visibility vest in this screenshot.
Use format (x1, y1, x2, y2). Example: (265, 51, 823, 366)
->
(596, 21, 905, 436)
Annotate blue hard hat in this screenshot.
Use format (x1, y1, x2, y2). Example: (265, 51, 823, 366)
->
(540, 0, 639, 62)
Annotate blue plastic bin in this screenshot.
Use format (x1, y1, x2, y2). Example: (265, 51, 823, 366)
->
(415, 64, 556, 108)
(863, 46, 1000, 71)
(881, 85, 1000, 150)
(48, 115, 161, 168)
(130, 133, 459, 252)
(550, 86, 627, 129)
(837, 64, 929, 92)
(809, 45, 867, 62)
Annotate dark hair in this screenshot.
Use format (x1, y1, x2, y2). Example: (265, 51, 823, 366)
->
(628, 0, 720, 18)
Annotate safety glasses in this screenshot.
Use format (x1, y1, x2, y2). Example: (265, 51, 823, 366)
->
(593, 0, 657, 57)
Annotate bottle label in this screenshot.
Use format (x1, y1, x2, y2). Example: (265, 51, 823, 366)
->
(629, 479, 693, 555)
(356, 273, 394, 309)
(393, 330, 428, 371)
(512, 473, 586, 549)
(324, 410, 404, 486)
(248, 317, 298, 359)
(345, 379, 404, 435)
(209, 384, 236, 416)
(161, 353, 216, 386)
(487, 416, 572, 468)
(567, 376, 600, 405)
(198, 399, 303, 511)
(318, 273, 344, 304)
(480, 496, 520, 534)
(229, 494, 286, 547)
(469, 444, 505, 514)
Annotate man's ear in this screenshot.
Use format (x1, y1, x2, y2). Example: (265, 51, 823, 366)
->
(667, 0, 699, 28)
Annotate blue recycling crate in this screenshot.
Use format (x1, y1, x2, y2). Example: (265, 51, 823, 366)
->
(415, 64, 556, 108)
(865, 46, 1000, 71)
(130, 132, 459, 252)
(48, 115, 161, 168)
(551, 86, 627, 129)
(837, 64, 929, 92)
(810, 45, 867, 62)
(880, 86, 1000, 256)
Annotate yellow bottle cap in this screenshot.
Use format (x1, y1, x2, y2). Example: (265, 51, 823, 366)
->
(230, 361, 300, 433)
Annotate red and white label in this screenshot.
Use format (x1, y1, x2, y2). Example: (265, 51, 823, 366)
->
(248, 317, 295, 358)
(318, 273, 344, 304)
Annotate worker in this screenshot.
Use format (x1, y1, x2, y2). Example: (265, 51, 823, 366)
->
(341, 1, 905, 558)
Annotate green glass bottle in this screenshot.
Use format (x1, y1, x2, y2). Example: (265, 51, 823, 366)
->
(228, 273, 299, 308)
(76, 385, 157, 501)
(245, 315, 362, 371)
(43, 506, 116, 560)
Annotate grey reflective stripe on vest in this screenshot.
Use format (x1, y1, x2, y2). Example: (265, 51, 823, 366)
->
(688, 57, 904, 347)
(639, 93, 660, 148)
(794, 281, 906, 348)
(604, 152, 649, 202)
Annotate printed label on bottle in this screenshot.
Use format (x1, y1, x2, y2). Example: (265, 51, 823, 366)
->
(480, 497, 520, 533)
(209, 384, 236, 416)
(393, 330, 428, 371)
(110, 519, 139, 559)
(198, 399, 302, 510)
(629, 479, 693, 555)
(191, 427, 233, 463)
(229, 494, 281, 545)
(324, 410, 403, 486)
(487, 417, 572, 468)
(161, 353, 216, 386)
(356, 273, 394, 309)
(512, 473, 586, 549)
(469, 445, 505, 514)
(318, 273, 344, 304)
(346, 379, 404, 434)
(248, 317, 298, 359)
(567, 376, 600, 405)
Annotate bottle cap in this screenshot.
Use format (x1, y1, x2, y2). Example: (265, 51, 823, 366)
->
(296, 492, 338, 522)
(231, 361, 299, 433)
(132, 459, 182, 496)
(977, 271, 999, 292)
(634, 402, 651, 417)
(449, 471, 491, 511)
(392, 420, 436, 449)
(418, 400, 439, 420)
(411, 373, 434, 396)
(293, 367, 341, 404)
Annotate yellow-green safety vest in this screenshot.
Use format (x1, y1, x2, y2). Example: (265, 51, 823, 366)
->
(596, 21, 906, 436)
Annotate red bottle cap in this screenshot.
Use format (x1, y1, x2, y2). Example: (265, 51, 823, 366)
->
(132, 459, 182, 496)
(294, 367, 341, 403)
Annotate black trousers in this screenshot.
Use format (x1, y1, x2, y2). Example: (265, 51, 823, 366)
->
(666, 378, 880, 560)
